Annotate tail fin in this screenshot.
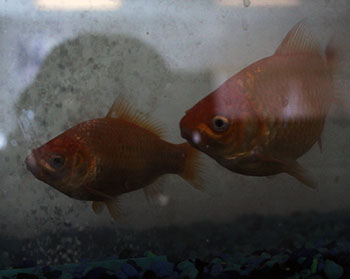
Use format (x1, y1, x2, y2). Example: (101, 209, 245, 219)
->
(178, 143, 204, 191)
(325, 35, 339, 76)
(325, 35, 350, 123)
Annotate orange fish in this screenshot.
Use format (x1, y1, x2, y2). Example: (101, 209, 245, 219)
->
(179, 20, 338, 188)
(25, 97, 202, 220)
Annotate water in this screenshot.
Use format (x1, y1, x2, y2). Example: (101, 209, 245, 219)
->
(0, 0, 350, 274)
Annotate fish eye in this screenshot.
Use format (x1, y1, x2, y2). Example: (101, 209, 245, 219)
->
(49, 155, 65, 170)
(211, 116, 229, 132)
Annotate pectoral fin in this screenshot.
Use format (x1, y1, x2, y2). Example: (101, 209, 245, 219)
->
(84, 185, 114, 200)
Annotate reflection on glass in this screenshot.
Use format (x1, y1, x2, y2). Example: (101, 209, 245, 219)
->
(218, 0, 300, 6)
(0, 132, 7, 150)
(35, 0, 122, 11)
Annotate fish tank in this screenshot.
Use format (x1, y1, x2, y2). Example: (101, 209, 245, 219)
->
(0, 0, 349, 278)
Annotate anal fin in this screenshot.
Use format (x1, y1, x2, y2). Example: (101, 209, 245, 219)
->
(282, 160, 318, 189)
(84, 185, 123, 220)
(255, 153, 318, 189)
(92, 201, 105, 215)
(318, 137, 323, 153)
(143, 178, 163, 202)
(106, 198, 123, 221)
(179, 143, 204, 191)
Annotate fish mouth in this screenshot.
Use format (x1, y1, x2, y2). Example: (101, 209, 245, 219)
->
(25, 151, 42, 179)
(180, 128, 189, 142)
(179, 117, 199, 144)
(179, 125, 192, 144)
(179, 116, 192, 141)
(180, 127, 202, 149)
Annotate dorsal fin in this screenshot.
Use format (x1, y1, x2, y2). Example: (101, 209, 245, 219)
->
(106, 95, 165, 138)
(274, 19, 321, 56)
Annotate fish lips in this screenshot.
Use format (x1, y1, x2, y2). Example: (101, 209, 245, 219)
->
(180, 119, 204, 150)
(179, 117, 192, 143)
(25, 151, 42, 180)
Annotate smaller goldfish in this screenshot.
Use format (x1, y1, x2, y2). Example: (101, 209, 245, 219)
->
(180, 19, 339, 188)
(25, 97, 202, 220)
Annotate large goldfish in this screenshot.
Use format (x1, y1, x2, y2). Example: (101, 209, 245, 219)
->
(25, 97, 202, 220)
(179, 20, 338, 188)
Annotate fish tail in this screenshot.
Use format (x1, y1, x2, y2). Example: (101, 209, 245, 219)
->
(325, 35, 350, 121)
(178, 143, 204, 191)
(325, 35, 339, 77)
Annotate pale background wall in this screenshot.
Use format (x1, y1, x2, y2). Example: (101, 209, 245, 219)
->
(0, 0, 349, 239)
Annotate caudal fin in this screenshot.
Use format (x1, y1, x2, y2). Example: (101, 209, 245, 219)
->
(325, 35, 350, 122)
(325, 35, 339, 77)
(178, 143, 204, 191)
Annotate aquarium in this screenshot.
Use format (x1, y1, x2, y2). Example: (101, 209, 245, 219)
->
(0, 0, 349, 278)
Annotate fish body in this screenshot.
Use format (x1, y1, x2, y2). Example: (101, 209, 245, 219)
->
(179, 20, 337, 188)
(25, 98, 201, 219)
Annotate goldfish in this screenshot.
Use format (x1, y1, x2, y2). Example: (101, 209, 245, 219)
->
(179, 20, 338, 188)
(25, 97, 202, 220)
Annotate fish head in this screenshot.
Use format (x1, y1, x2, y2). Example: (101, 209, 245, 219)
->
(180, 84, 255, 159)
(25, 132, 95, 198)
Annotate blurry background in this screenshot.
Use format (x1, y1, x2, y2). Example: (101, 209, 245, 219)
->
(0, 0, 349, 267)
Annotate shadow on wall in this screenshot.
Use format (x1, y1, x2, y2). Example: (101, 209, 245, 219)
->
(0, 33, 212, 234)
(15, 33, 203, 142)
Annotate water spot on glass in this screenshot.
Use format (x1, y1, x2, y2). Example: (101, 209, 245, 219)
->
(243, 0, 251, 7)
(27, 110, 35, 120)
(282, 95, 288, 107)
(237, 79, 244, 88)
(241, 17, 248, 31)
(282, 121, 288, 128)
(334, 176, 339, 184)
(335, 0, 348, 13)
(10, 139, 17, 147)
(157, 194, 169, 207)
(0, 133, 7, 150)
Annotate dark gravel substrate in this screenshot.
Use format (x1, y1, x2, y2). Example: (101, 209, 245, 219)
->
(1, 210, 350, 278)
